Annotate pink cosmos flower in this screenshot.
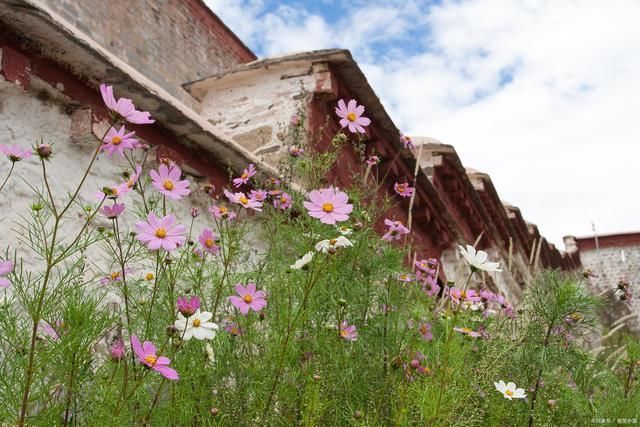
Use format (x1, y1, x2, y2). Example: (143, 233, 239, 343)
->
(232, 163, 256, 188)
(399, 132, 414, 150)
(422, 277, 441, 297)
(39, 320, 63, 341)
(0, 144, 31, 162)
(449, 288, 481, 305)
(229, 282, 267, 315)
(273, 192, 293, 210)
(480, 289, 497, 303)
(335, 99, 371, 134)
(415, 258, 438, 272)
(453, 327, 481, 338)
(224, 189, 262, 211)
(303, 187, 353, 224)
(131, 335, 178, 380)
(110, 340, 126, 362)
(418, 323, 433, 341)
(289, 146, 304, 157)
(101, 203, 125, 219)
(339, 320, 358, 341)
(382, 219, 410, 241)
(100, 126, 138, 157)
(0, 260, 13, 288)
(99, 267, 134, 286)
(177, 296, 200, 317)
(135, 212, 186, 251)
(365, 155, 380, 166)
(150, 165, 190, 200)
(100, 84, 155, 124)
(0, 261, 13, 288)
(225, 322, 242, 336)
(209, 205, 237, 220)
(264, 177, 281, 187)
(397, 273, 414, 283)
(198, 228, 220, 254)
(95, 164, 142, 200)
(249, 189, 268, 203)
(394, 182, 414, 198)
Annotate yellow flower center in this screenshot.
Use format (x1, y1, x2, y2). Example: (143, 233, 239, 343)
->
(192, 318, 201, 327)
(346, 112, 357, 122)
(460, 291, 467, 299)
(144, 355, 157, 366)
(127, 178, 135, 188)
(239, 196, 249, 205)
(322, 202, 334, 213)
(280, 197, 287, 204)
(111, 136, 122, 145)
(145, 273, 154, 281)
(420, 325, 428, 334)
(163, 180, 174, 191)
(204, 238, 214, 248)
(506, 390, 513, 396)
(397, 186, 404, 193)
(329, 239, 337, 245)
(219, 207, 228, 215)
(111, 187, 119, 195)
(340, 329, 348, 337)
(243, 294, 253, 304)
(110, 272, 120, 280)
(400, 274, 407, 280)
(155, 228, 167, 238)
(241, 173, 248, 180)
(461, 328, 472, 333)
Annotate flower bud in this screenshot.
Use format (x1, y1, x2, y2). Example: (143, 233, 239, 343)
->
(36, 143, 53, 160)
(210, 407, 219, 416)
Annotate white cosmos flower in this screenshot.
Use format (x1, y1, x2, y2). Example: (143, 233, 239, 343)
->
(291, 252, 314, 269)
(494, 380, 527, 400)
(174, 309, 219, 340)
(459, 245, 501, 272)
(315, 236, 353, 253)
(337, 225, 353, 236)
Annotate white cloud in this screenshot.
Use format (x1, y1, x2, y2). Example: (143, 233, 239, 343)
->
(207, 0, 640, 247)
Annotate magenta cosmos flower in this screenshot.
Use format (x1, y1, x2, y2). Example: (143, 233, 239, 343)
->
(224, 189, 262, 211)
(0, 260, 13, 288)
(100, 84, 154, 124)
(339, 320, 358, 341)
(101, 126, 138, 157)
(110, 339, 126, 362)
(198, 228, 220, 254)
(229, 282, 267, 315)
(232, 163, 256, 188)
(101, 203, 125, 219)
(135, 212, 186, 251)
(335, 99, 371, 134)
(131, 335, 178, 380)
(394, 182, 414, 198)
(273, 192, 292, 210)
(0, 144, 31, 162)
(177, 296, 200, 317)
(150, 164, 191, 200)
(303, 187, 353, 225)
(383, 219, 410, 241)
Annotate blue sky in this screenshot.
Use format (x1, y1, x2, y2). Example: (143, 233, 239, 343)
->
(207, 0, 640, 248)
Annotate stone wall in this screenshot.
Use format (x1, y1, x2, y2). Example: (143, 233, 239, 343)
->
(38, 0, 255, 107)
(566, 234, 640, 332)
